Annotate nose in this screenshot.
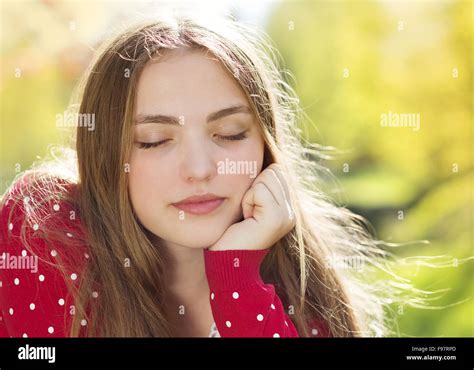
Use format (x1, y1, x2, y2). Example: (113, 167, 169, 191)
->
(179, 134, 218, 183)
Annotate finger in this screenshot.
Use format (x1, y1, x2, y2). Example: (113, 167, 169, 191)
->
(242, 169, 281, 219)
(266, 164, 291, 202)
(241, 185, 254, 219)
(242, 182, 275, 221)
(253, 169, 286, 207)
(266, 165, 294, 221)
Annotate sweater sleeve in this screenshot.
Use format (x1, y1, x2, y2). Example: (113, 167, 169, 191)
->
(203, 248, 300, 338)
(0, 177, 87, 338)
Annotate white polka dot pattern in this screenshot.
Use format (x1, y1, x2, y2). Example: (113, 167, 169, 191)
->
(0, 182, 93, 338)
(0, 181, 331, 338)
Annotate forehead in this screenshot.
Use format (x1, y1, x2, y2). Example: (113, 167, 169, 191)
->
(135, 48, 249, 119)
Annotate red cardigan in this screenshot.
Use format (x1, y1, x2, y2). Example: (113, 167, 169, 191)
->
(0, 176, 330, 338)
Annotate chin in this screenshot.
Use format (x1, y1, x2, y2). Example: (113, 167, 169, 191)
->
(160, 225, 227, 249)
(180, 233, 225, 249)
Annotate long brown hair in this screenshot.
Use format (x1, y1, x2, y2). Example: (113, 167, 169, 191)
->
(3, 15, 407, 337)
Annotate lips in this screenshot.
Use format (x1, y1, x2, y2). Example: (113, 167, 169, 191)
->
(172, 194, 226, 216)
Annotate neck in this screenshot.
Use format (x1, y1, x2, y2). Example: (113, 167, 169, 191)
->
(160, 240, 214, 336)
(162, 241, 210, 309)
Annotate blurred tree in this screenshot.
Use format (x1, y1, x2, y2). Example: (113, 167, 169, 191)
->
(267, 0, 473, 337)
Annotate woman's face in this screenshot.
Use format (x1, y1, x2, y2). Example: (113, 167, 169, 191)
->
(129, 48, 265, 249)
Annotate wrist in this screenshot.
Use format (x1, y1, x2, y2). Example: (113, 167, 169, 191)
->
(203, 248, 270, 291)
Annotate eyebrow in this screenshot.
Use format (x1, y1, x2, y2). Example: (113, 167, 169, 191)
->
(135, 105, 252, 125)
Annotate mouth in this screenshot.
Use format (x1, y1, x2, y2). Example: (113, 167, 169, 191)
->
(172, 194, 226, 216)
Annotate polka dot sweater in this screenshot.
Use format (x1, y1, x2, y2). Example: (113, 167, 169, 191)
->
(0, 176, 331, 338)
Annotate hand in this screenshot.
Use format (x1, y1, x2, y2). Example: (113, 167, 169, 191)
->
(208, 163, 296, 251)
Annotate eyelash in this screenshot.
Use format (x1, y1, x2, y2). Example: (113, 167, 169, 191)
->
(136, 132, 248, 149)
(136, 140, 169, 149)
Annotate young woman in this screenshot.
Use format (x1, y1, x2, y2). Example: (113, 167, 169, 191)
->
(0, 15, 387, 337)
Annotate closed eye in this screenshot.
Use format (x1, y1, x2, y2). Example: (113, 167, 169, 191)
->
(216, 132, 248, 141)
(135, 139, 171, 149)
(135, 132, 248, 149)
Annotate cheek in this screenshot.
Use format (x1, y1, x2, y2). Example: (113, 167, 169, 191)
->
(222, 136, 265, 174)
(128, 151, 171, 209)
(218, 137, 265, 195)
